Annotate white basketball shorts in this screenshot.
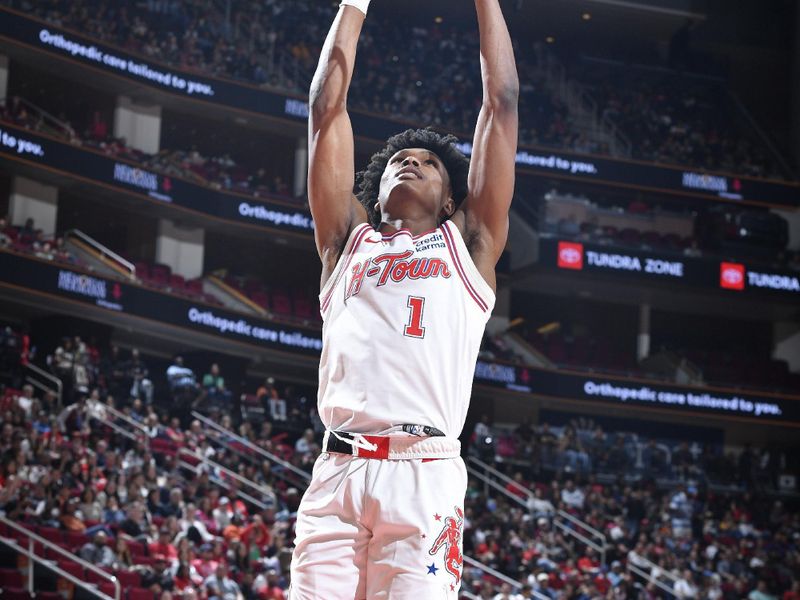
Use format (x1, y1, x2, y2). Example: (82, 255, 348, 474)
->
(290, 451, 467, 599)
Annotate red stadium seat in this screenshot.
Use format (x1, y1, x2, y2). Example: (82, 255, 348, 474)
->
(169, 273, 186, 291)
(38, 527, 64, 545)
(98, 582, 119, 598)
(127, 587, 155, 600)
(0, 588, 32, 600)
(65, 531, 91, 550)
(114, 569, 141, 588)
(126, 540, 146, 557)
(85, 567, 113, 585)
(56, 560, 84, 580)
(0, 568, 25, 587)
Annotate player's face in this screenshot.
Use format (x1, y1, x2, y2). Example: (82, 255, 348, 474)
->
(377, 148, 454, 223)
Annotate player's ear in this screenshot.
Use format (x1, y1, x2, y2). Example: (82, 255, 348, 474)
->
(439, 197, 455, 222)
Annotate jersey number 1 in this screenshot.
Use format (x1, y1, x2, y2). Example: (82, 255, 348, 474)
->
(404, 296, 426, 339)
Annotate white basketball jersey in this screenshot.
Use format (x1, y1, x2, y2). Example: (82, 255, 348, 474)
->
(317, 220, 495, 438)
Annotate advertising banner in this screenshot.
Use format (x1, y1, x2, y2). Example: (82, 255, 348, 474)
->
(541, 237, 800, 299)
(2, 250, 796, 424)
(0, 251, 322, 355)
(473, 360, 800, 425)
(2, 8, 799, 209)
(0, 123, 314, 234)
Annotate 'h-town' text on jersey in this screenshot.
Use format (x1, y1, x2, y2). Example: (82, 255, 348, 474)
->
(317, 221, 495, 438)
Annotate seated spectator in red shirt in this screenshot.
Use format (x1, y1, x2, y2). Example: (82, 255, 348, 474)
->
(191, 543, 221, 580)
(173, 563, 194, 593)
(148, 527, 178, 560)
(241, 514, 271, 553)
(253, 567, 286, 600)
(505, 471, 530, 500)
(577, 547, 600, 574)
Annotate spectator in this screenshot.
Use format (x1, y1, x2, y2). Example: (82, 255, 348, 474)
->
(79, 487, 103, 522)
(78, 530, 116, 567)
(204, 563, 244, 600)
(128, 348, 154, 405)
(203, 363, 232, 405)
(166, 355, 198, 392)
(294, 429, 319, 460)
(15, 384, 35, 419)
(561, 479, 585, 510)
(749, 580, 778, 600)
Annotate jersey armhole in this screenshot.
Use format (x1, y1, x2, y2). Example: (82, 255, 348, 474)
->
(319, 223, 373, 311)
(441, 221, 496, 313)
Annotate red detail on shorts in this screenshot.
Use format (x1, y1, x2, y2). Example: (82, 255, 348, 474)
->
(421, 458, 440, 463)
(357, 435, 391, 459)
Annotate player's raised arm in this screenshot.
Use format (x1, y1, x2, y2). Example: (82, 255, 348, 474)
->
(459, 0, 519, 272)
(308, 2, 369, 277)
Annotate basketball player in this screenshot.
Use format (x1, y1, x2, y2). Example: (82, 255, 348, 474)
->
(290, 0, 518, 597)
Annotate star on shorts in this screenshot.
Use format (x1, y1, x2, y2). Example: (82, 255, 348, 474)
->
(427, 563, 438, 575)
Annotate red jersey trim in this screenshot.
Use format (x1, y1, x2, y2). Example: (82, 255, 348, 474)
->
(441, 222, 489, 312)
(320, 224, 373, 314)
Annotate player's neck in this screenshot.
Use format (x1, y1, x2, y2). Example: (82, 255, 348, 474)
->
(378, 216, 439, 237)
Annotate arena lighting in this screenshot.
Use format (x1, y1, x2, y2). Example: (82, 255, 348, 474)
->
(582, 12, 592, 20)
(507, 317, 525, 329)
(545, 35, 556, 43)
(537, 321, 561, 335)
(434, 16, 443, 23)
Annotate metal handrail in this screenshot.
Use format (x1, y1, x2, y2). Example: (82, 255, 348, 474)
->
(552, 520, 604, 557)
(89, 400, 148, 436)
(468, 456, 607, 539)
(554, 508, 608, 551)
(727, 92, 794, 180)
(628, 563, 676, 596)
(0, 516, 120, 600)
(626, 552, 678, 596)
(462, 556, 551, 600)
(627, 551, 679, 586)
(177, 447, 277, 508)
(1, 537, 115, 599)
(192, 411, 312, 482)
(66, 229, 136, 279)
(468, 465, 529, 509)
(84, 401, 144, 443)
(12, 96, 75, 138)
(174, 455, 267, 511)
(24, 362, 62, 406)
(467, 456, 607, 564)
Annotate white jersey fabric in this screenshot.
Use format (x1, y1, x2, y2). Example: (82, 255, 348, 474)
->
(318, 220, 495, 438)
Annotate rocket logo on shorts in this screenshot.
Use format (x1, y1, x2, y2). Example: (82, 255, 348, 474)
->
(428, 507, 464, 587)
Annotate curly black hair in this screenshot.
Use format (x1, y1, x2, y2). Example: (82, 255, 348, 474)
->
(356, 128, 470, 228)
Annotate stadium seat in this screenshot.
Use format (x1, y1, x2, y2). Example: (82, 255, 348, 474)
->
(98, 582, 118, 597)
(0, 588, 32, 600)
(65, 531, 91, 550)
(127, 587, 155, 600)
(169, 273, 185, 291)
(85, 567, 113, 585)
(0, 568, 24, 587)
(56, 561, 84, 580)
(126, 540, 146, 557)
(38, 527, 64, 545)
(114, 569, 141, 588)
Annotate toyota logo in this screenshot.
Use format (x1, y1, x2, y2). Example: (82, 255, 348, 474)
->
(721, 268, 743, 284)
(560, 248, 581, 264)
